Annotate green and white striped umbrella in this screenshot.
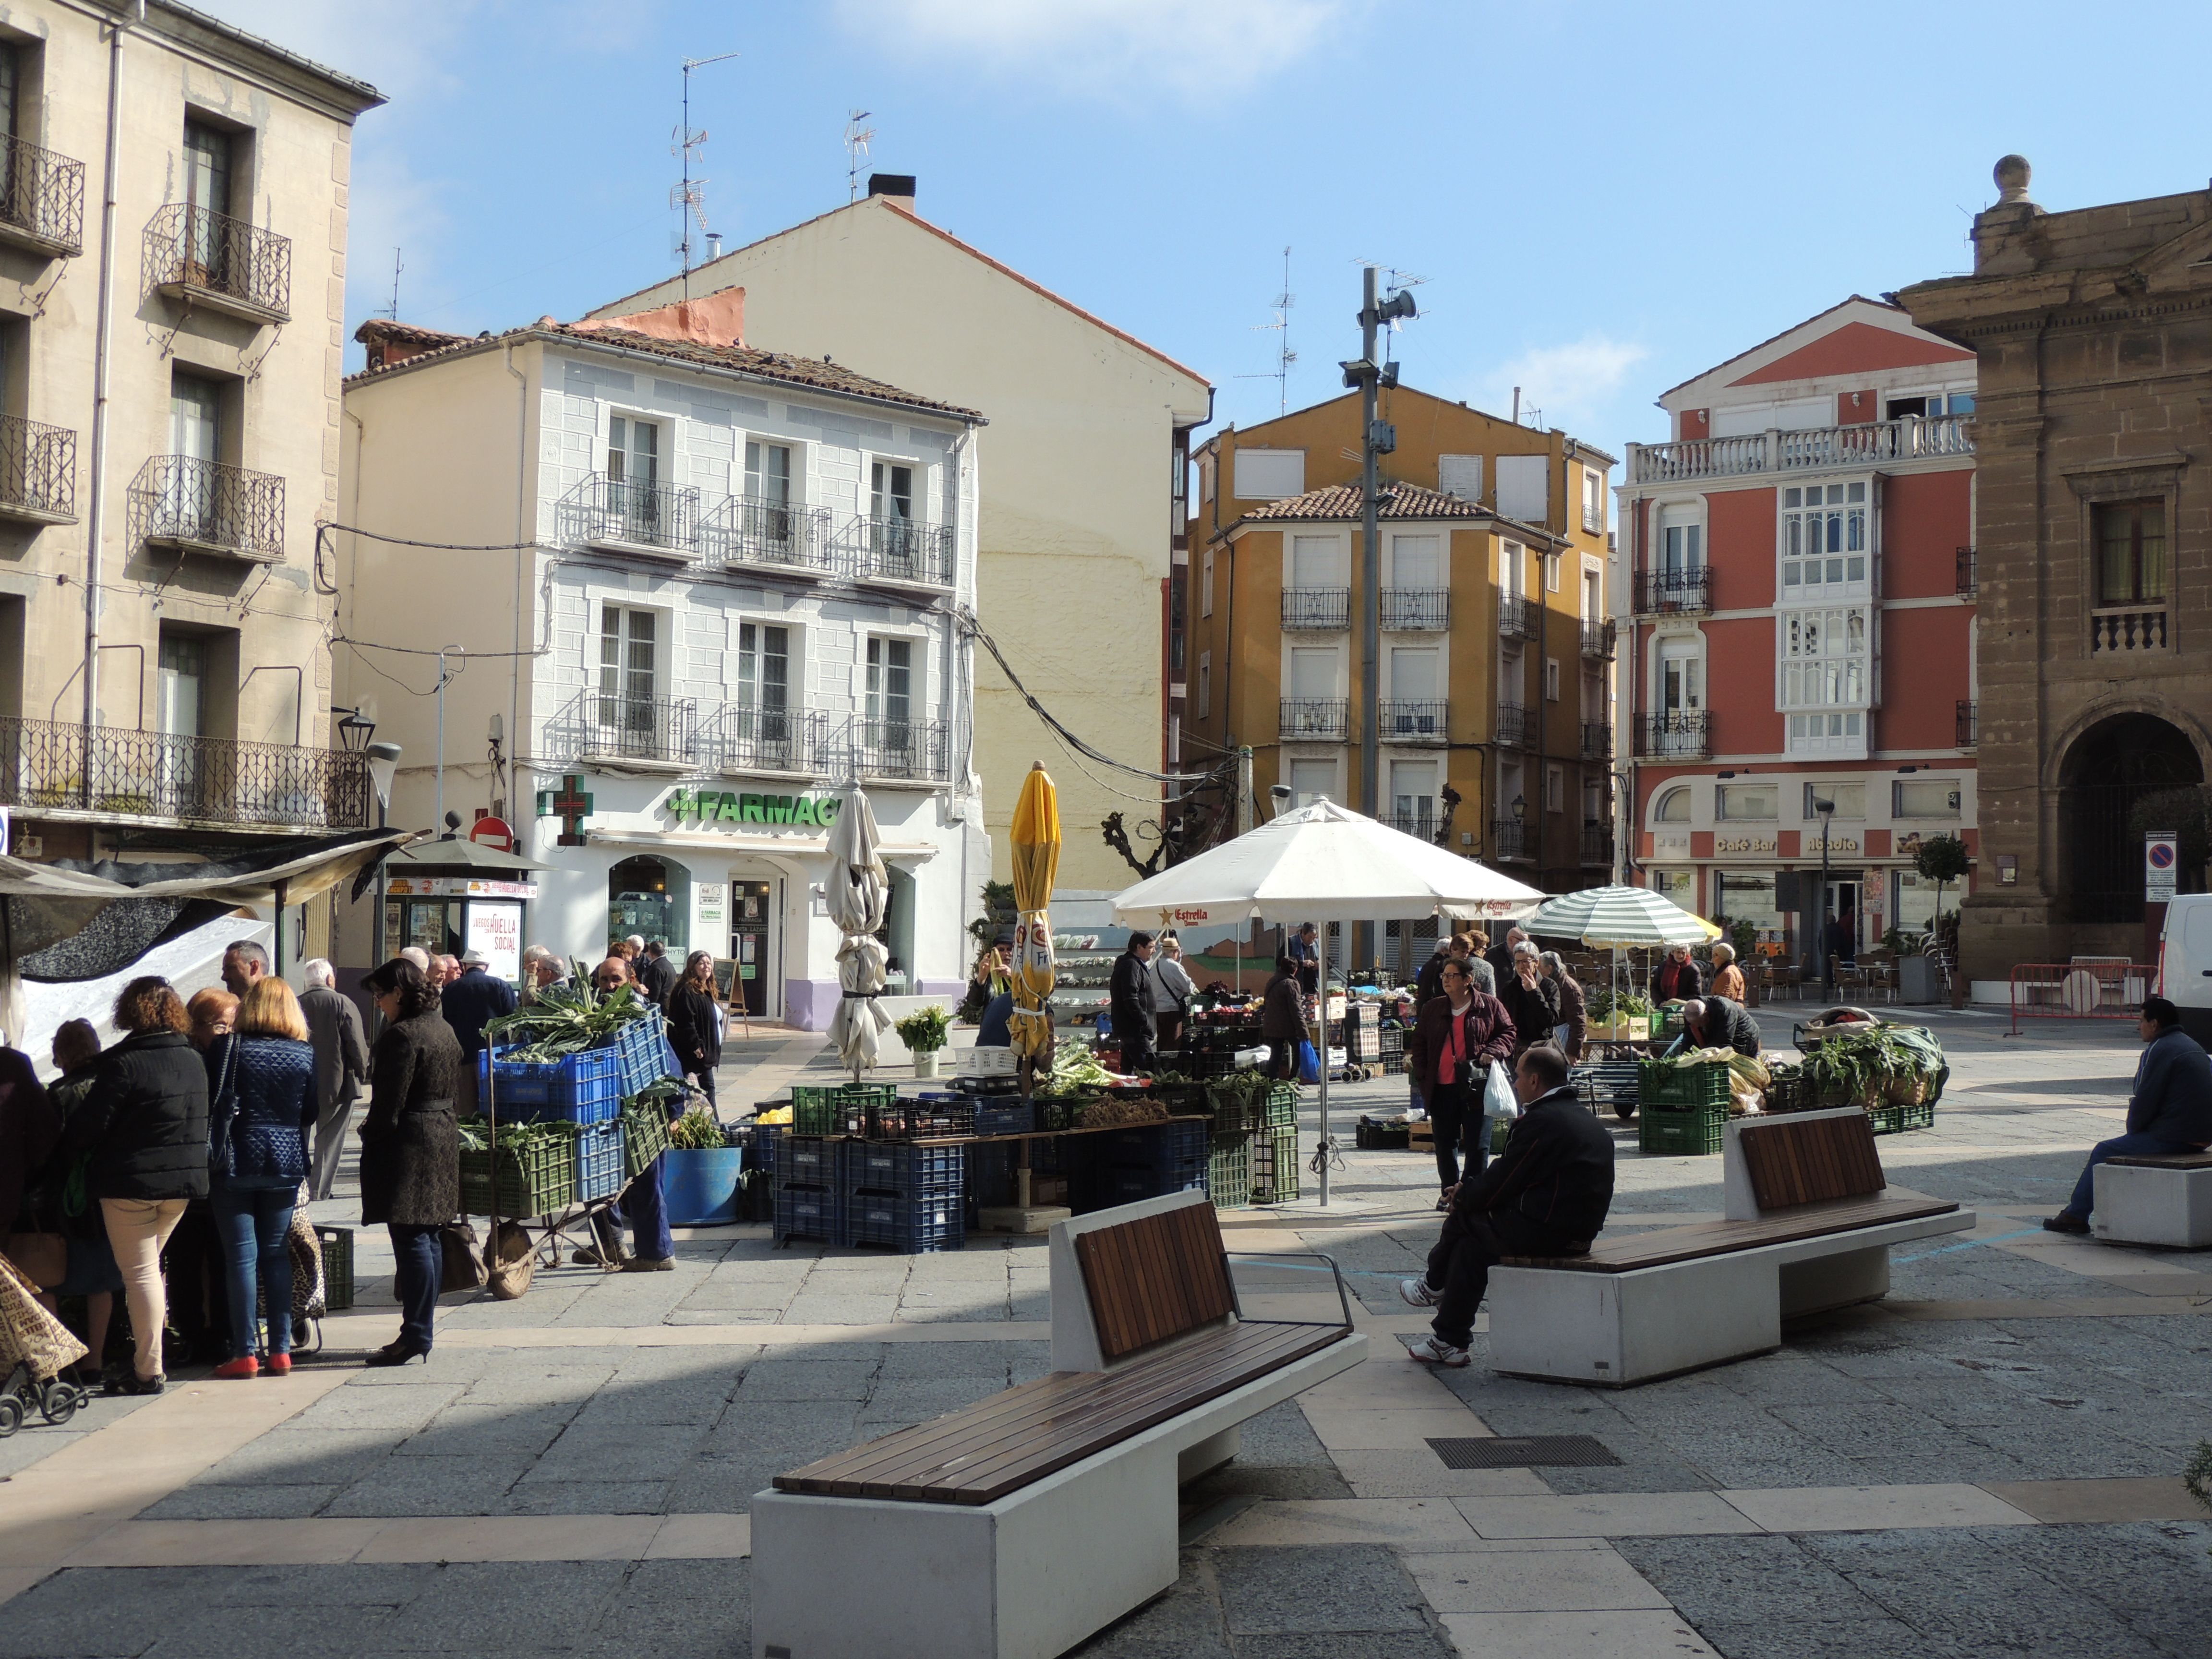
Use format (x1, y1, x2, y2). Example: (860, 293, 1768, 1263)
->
(1523, 884, 1720, 949)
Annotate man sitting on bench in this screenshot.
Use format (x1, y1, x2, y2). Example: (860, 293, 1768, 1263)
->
(2044, 996, 2212, 1234)
(1399, 1043, 1616, 1367)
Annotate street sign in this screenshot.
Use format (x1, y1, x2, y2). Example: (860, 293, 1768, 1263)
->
(469, 815, 515, 854)
(2145, 832, 2178, 903)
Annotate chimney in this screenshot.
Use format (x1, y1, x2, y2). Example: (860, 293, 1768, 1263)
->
(867, 173, 917, 210)
(705, 231, 722, 260)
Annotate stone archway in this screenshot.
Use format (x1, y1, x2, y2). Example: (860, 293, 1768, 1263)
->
(2058, 713, 2203, 923)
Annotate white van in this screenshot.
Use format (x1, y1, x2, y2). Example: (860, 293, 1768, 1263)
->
(2156, 894, 2212, 1044)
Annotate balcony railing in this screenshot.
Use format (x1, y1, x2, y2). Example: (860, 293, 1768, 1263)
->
(0, 415, 76, 522)
(839, 515, 956, 588)
(0, 715, 368, 829)
(1495, 701, 1535, 748)
(1379, 699, 1447, 744)
(709, 704, 830, 777)
(1634, 710, 1710, 759)
(1381, 588, 1448, 630)
(1627, 415, 1975, 485)
(2091, 605, 2167, 654)
(1388, 813, 1442, 843)
(1582, 822, 1615, 866)
(1582, 721, 1612, 760)
(1955, 545, 1977, 598)
(128, 455, 284, 561)
(1280, 698, 1348, 741)
(561, 472, 701, 558)
(700, 496, 833, 575)
(1282, 587, 1349, 629)
(0, 134, 84, 258)
(849, 716, 952, 782)
(1956, 700, 1977, 750)
(1634, 567, 1710, 614)
(549, 689, 697, 769)
(1580, 617, 1616, 659)
(1491, 818, 1529, 860)
(1499, 594, 1539, 639)
(144, 202, 289, 322)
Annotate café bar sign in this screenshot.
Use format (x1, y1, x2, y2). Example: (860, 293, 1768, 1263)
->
(664, 787, 842, 829)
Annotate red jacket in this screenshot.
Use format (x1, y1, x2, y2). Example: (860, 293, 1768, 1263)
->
(1406, 993, 1516, 1104)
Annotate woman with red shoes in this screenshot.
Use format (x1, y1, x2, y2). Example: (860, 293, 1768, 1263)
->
(204, 978, 319, 1379)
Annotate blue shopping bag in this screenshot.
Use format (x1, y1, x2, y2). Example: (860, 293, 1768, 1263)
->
(1296, 1039, 1321, 1084)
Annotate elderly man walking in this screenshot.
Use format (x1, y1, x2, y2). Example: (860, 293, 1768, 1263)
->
(299, 960, 369, 1201)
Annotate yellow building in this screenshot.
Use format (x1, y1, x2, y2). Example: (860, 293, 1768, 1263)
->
(1184, 390, 1617, 927)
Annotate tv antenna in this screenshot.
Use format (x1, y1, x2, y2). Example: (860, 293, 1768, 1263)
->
(845, 109, 875, 202)
(672, 50, 740, 296)
(386, 247, 401, 320)
(1233, 246, 1296, 417)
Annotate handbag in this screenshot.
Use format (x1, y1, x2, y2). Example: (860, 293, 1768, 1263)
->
(2, 1231, 68, 1289)
(207, 1036, 243, 1177)
(1295, 1039, 1321, 1084)
(487, 1220, 534, 1301)
(438, 1219, 488, 1293)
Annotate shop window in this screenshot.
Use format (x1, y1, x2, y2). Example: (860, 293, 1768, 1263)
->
(1716, 782, 1778, 820)
(1804, 781, 1865, 819)
(1650, 869, 1696, 912)
(1714, 870, 1781, 930)
(1893, 778, 1961, 819)
(608, 853, 689, 955)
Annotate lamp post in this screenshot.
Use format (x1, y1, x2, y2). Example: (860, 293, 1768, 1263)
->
(366, 738, 403, 965)
(1814, 796, 1836, 991)
(1511, 792, 1525, 861)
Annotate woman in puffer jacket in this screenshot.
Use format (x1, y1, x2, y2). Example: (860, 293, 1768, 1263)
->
(203, 977, 318, 1378)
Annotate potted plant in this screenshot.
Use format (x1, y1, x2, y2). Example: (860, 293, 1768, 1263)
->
(895, 1004, 952, 1078)
(662, 1106, 743, 1227)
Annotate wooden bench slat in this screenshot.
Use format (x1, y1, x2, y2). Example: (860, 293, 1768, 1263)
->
(1740, 1111, 1886, 1211)
(2106, 1150, 2212, 1169)
(1075, 1203, 1235, 1361)
(1502, 1194, 1959, 1273)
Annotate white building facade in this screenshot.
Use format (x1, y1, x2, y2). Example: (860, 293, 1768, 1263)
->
(337, 309, 989, 1022)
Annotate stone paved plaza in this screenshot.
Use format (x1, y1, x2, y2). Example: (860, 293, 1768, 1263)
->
(2, 1007, 2208, 1657)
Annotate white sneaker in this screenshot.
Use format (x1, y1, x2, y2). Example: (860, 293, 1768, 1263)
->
(1398, 1277, 1440, 1309)
(1409, 1334, 1470, 1368)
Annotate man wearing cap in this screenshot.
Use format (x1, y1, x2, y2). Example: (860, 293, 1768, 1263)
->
(440, 949, 517, 1118)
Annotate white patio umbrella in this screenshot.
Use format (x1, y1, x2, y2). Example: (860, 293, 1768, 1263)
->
(1113, 798, 1544, 1203)
(1523, 885, 1720, 949)
(825, 783, 891, 1081)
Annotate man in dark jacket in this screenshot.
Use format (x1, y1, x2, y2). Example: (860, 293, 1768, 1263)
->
(1109, 932, 1159, 1074)
(1679, 996, 1760, 1057)
(1261, 955, 1305, 1080)
(439, 950, 517, 1117)
(2046, 997, 2212, 1233)
(639, 941, 678, 1008)
(1486, 926, 1528, 986)
(1402, 1043, 1615, 1366)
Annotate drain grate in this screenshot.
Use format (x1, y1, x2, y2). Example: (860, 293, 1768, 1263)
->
(1428, 1434, 1621, 1470)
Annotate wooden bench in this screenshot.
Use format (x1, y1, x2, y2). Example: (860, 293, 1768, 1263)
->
(1484, 1107, 1973, 1386)
(2094, 1149, 2212, 1247)
(750, 1191, 1367, 1659)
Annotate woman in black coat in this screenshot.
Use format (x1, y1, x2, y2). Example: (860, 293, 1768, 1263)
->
(665, 950, 724, 1106)
(358, 957, 461, 1367)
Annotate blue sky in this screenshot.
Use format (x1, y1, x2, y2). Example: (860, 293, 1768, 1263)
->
(225, 0, 2212, 460)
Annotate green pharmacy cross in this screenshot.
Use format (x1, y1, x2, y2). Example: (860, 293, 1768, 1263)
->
(537, 774, 594, 847)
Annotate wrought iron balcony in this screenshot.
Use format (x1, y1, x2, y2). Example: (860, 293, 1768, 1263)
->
(847, 716, 952, 782)
(0, 715, 368, 829)
(709, 704, 830, 777)
(1499, 594, 1539, 639)
(144, 202, 289, 323)
(1379, 699, 1448, 744)
(1388, 813, 1442, 843)
(1381, 588, 1448, 630)
(1582, 822, 1615, 866)
(840, 515, 956, 588)
(1634, 568, 1710, 614)
(1582, 721, 1612, 760)
(128, 455, 284, 561)
(0, 415, 76, 523)
(700, 496, 833, 576)
(1634, 710, 1710, 759)
(0, 135, 84, 259)
(561, 472, 701, 559)
(1955, 545, 1977, 598)
(1495, 701, 1535, 749)
(1580, 617, 1616, 659)
(1279, 697, 1348, 741)
(550, 689, 697, 770)
(1282, 587, 1349, 629)
(1956, 700, 1977, 750)
(1490, 818, 1529, 860)
(1626, 414, 1975, 485)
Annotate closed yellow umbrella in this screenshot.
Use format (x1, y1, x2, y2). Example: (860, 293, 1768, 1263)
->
(1008, 763, 1060, 1069)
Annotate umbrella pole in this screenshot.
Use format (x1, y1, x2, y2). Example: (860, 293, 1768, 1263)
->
(1317, 925, 1330, 1206)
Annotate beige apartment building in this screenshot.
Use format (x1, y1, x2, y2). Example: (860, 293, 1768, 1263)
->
(587, 177, 1213, 913)
(0, 3, 381, 945)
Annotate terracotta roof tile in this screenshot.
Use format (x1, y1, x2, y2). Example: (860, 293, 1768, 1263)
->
(1240, 481, 1491, 521)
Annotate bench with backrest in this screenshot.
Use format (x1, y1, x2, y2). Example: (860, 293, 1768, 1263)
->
(2094, 1149, 2212, 1248)
(1484, 1106, 1973, 1386)
(750, 1190, 1366, 1659)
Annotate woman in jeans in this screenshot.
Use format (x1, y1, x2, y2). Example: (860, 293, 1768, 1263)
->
(55, 977, 208, 1395)
(358, 957, 461, 1367)
(1405, 958, 1517, 1210)
(664, 950, 724, 1107)
(204, 979, 318, 1379)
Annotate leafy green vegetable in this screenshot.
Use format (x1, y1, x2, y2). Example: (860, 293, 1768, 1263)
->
(1798, 1022, 1947, 1107)
(455, 1116, 578, 1153)
(485, 975, 654, 1063)
(668, 1107, 726, 1151)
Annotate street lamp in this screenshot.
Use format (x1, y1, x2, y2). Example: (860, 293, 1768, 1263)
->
(337, 706, 375, 753)
(365, 741, 402, 824)
(1813, 796, 1836, 991)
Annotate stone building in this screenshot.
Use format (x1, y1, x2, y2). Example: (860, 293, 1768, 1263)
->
(1901, 157, 2212, 974)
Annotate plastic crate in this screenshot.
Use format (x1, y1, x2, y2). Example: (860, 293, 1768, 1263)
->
(1251, 1123, 1302, 1205)
(480, 1045, 624, 1124)
(793, 1083, 895, 1137)
(1206, 1080, 1297, 1134)
(1208, 1133, 1253, 1208)
(1637, 1104, 1728, 1157)
(615, 1011, 677, 1097)
(459, 1133, 577, 1216)
(621, 1099, 673, 1178)
(777, 1134, 843, 1188)
(971, 1099, 1034, 1137)
(845, 1188, 965, 1253)
(868, 1098, 976, 1141)
(1637, 1058, 1733, 1111)
(772, 1183, 842, 1245)
(1038, 1096, 1090, 1131)
(574, 1119, 624, 1203)
(313, 1225, 353, 1312)
(749, 1122, 785, 1178)
(1763, 1073, 1813, 1115)
(1095, 1119, 1208, 1170)
(1868, 1098, 1936, 1136)
(842, 1140, 965, 1197)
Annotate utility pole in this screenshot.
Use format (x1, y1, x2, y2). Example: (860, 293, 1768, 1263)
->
(1236, 745, 1254, 837)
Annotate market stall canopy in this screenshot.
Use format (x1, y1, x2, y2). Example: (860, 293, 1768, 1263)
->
(1008, 763, 1061, 1065)
(382, 836, 546, 874)
(1110, 798, 1543, 928)
(1523, 884, 1721, 949)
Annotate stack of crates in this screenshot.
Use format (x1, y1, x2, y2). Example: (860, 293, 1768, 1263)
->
(1251, 1117, 1302, 1205)
(843, 1141, 966, 1252)
(1086, 1120, 1209, 1210)
(770, 1133, 845, 1244)
(793, 1083, 895, 1137)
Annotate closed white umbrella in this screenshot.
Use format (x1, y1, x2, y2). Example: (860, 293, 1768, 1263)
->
(825, 784, 891, 1081)
(1113, 799, 1544, 1203)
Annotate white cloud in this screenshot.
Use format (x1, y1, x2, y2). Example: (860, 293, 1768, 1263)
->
(1469, 335, 1649, 437)
(188, 0, 481, 101)
(836, 0, 1352, 96)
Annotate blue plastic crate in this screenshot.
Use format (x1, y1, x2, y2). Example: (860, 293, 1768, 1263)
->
(772, 1183, 842, 1245)
(480, 1046, 624, 1123)
(778, 1135, 841, 1187)
(615, 1010, 679, 1098)
(845, 1188, 965, 1253)
(1096, 1119, 1209, 1173)
(971, 1100, 1034, 1138)
(842, 1141, 964, 1197)
(751, 1123, 785, 1178)
(573, 1119, 624, 1203)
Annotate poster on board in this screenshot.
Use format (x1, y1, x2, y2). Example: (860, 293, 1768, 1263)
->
(465, 901, 525, 982)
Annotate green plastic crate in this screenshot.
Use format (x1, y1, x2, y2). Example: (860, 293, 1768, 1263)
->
(1251, 1124, 1302, 1205)
(792, 1083, 895, 1137)
(1637, 1104, 1728, 1157)
(622, 1100, 673, 1178)
(1208, 1131, 1252, 1210)
(1868, 1098, 1936, 1136)
(313, 1225, 353, 1312)
(1205, 1080, 1299, 1134)
(1637, 1058, 1732, 1111)
(459, 1135, 577, 1216)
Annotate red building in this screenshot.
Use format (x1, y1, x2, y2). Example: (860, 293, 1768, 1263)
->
(1618, 299, 1979, 964)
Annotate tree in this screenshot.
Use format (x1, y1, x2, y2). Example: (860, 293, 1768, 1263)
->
(1914, 833, 1971, 939)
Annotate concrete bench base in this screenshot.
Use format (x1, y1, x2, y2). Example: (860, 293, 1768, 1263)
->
(2094, 1162, 2212, 1248)
(750, 1332, 1363, 1659)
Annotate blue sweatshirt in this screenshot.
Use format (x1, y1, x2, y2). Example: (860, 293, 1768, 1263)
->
(2128, 1026, 2212, 1145)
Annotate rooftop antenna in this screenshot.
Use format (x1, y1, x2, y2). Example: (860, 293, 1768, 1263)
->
(1234, 246, 1296, 417)
(845, 109, 875, 203)
(673, 50, 740, 298)
(386, 247, 401, 321)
